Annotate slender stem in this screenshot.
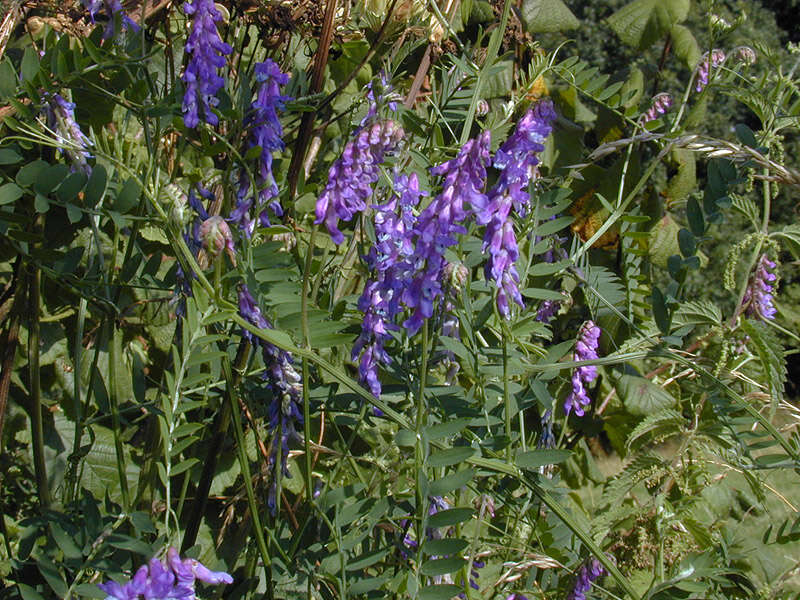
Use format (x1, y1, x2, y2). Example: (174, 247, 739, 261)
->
(502, 331, 512, 462)
(28, 263, 50, 508)
(301, 228, 317, 504)
(414, 322, 430, 590)
(109, 325, 130, 509)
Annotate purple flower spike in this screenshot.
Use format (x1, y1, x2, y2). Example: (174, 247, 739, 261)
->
(402, 131, 491, 335)
(567, 557, 606, 600)
(237, 284, 304, 512)
(743, 254, 778, 320)
(315, 120, 405, 244)
(642, 92, 673, 123)
(43, 93, 93, 174)
(232, 59, 291, 235)
(98, 547, 231, 600)
(695, 49, 726, 92)
(352, 172, 425, 397)
(564, 320, 601, 417)
(479, 99, 557, 317)
(182, 0, 233, 129)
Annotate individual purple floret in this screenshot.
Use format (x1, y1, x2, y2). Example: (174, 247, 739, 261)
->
(352, 172, 424, 397)
(315, 120, 405, 244)
(564, 321, 601, 417)
(478, 99, 557, 317)
(566, 557, 605, 600)
(238, 284, 304, 511)
(695, 49, 726, 92)
(641, 92, 673, 123)
(743, 254, 778, 320)
(98, 547, 232, 600)
(181, 0, 233, 129)
(42, 93, 93, 174)
(232, 59, 291, 235)
(402, 131, 491, 335)
(82, 0, 140, 38)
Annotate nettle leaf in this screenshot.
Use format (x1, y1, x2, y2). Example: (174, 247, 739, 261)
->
(673, 300, 721, 328)
(607, 0, 689, 50)
(626, 408, 686, 450)
(670, 24, 701, 68)
(519, 0, 579, 34)
(616, 374, 676, 416)
(774, 224, 800, 259)
(740, 319, 786, 402)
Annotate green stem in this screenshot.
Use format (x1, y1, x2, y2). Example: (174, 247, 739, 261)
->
(28, 263, 50, 508)
(414, 322, 430, 592)
(301, 228, 317, 505)
(109, 325, 130, 509)
(502, 331, 512, 462)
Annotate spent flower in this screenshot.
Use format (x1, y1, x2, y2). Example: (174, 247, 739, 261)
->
(42, 93, 93, 174)
(182, 0, 233, 129)
(237, 284, 303, 511)
(564, 321, 601, 417)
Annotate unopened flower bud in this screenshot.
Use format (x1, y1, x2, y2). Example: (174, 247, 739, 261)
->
(198, 215, 236, 268)
(733, 45, 756, 65)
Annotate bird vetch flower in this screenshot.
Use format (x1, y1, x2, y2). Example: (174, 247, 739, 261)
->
(743, 254, 778, 320)
(564, 320, 601, 417)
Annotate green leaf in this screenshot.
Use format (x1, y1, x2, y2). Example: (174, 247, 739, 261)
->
(425, 418, 471, 441)
(774, 225, 800, 259)
(670, 24, 701, 67)
(0, 58, 16, 100)
(519, 0, 579, 33)
(36, 556, 68, 597)
(651, 286, 671, 335)
(84, 164, 107, 207)
(57, 172, 88, 202)
(419, 584, 464, 600)
(114, 178, 142, 214)
(50, 523, 83, 560)
(672, 300, 721, 327)
(427, 446, 476, 467)
(17, 584, 46, 600)
(347, 547, 391, 570)
(34, 193, 49, 213)
(740, 319, 786, 402)
(677, 228, 695, 257)
(423, 538, 469, 556)
(607, 0, 689, 50)
(616, 374, 676, 416)
(0, 182, 23, 205)
(0, 148, 23, 164)
(686, 197, 705, 236)
(66, 203, 83, 223)
(16, 159, 49, 187)
(21, 46, 40, 82)
(428, 507, 473, 528)
(420, 557, 467, 577)
(395, 429, 416, 447)
(516, 449, 571, 469)
(648, 214, 681, 268)
(429, 469, 474, 497)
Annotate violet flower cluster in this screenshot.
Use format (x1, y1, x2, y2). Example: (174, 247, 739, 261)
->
(642, 93, 673, 123)
(82, 0, 140, 38)
(564, 321, 601, 417)
(315, 119, 405, 244)
(42, 93, 93, 174)
(695, 49, 726, 92)
(98, 547, 232, 600)
(181, 0, 232, 129)
(743, 254, 778, 320)
(402, 131, 491, 335)
(231, 59, 291, 236)
(566, 557, 605, 600)
(238, 284, 303, 511)
(352, 172, 424, 397)
(477, 99, 557, 317)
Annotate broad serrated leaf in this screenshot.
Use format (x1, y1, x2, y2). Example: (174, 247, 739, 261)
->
(617, 374, 676, 416)
(626, 408, 686, 450)
(672, 300, 721, 327)
(607, 0, 689, 50)
(670, 23, 701, 67)
(519, 0, 579, 33)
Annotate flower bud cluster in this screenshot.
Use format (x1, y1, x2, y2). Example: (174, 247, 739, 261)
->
(315, 120, 405, 244)
(198, 216, 236, 268)
(695, 49, 726, 92)
(232, 59, 291, 236)
(238, 284, 304, 511)
(566, 557, 605, 600)
(181, 0, 233, 129)
(477, 99, 557, 317)
(98, 547, 231, 600)
(564, 321, 601, 417)
(743, 254, 778, 320)
(42, 93, 93, 174)
(642, 92, 673, 123)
